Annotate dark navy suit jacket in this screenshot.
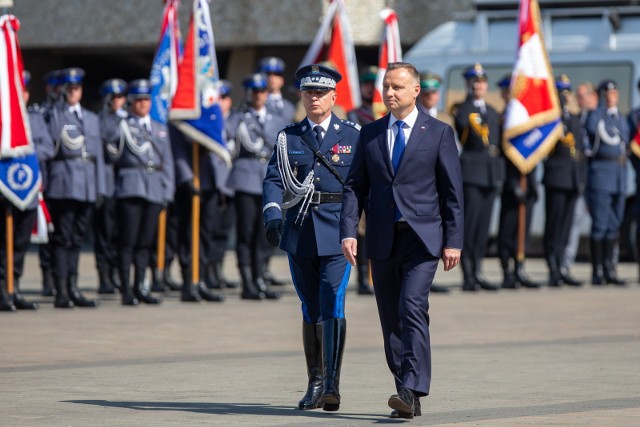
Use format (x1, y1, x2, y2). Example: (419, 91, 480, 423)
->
(340, 109, 464, 260)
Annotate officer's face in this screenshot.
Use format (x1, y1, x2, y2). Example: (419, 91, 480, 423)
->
(302, 89, 336, 121)
(131, 97, 151, 117)
(219, 95, 232, 115)
(419, 90, 439, 109)
(66, 84, 83, 106)
(470, 78, 488, 99)
(604, 89, 619, 108)
(360, 81, 375, 103)
(266, 73, 284, 93)
(382, 68, 420, 114)
(110, 94, 126, 112)
(249, 88, 268, 109)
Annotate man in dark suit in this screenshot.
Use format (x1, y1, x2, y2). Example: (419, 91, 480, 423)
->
(340, 62, 464, 419)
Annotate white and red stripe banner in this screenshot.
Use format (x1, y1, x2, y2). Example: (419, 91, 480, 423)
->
(0, 14, 40, 210)
(300, 0, 361, 113)
(502, 0, 562, 174)
(372, 8, 402, 120)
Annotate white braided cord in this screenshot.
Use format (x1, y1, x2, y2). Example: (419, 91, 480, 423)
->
(276, 130, 314, 225)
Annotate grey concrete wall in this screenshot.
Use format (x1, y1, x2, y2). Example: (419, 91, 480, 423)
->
(10, 0, 472, 49)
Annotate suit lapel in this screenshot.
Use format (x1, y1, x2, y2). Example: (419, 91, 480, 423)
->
(377, 115, 394, 177)
(398, 112, 430, 172)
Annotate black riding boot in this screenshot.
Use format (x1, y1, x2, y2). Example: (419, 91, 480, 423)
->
(13, 279, 39, 310)
(0, 280, 16, 312)
(501, 257, 518, 289)
(603, 238, 626, 286)
(254, 264, 280, 300)
(150, 267, 165, 293)
(546, 253, 562, 287)
(320, 318, 346, 411)
(515, 261, 541, 288)
(53, 276, 73, 308)
(119, 269, 139, 306)
(240, 266, 263, 300)
(590, 238, 604, 285)
(41, 267, 55, 296)
(461, 254, 478, 291)
(216, 261, 237, 289)
(298, 322, 324, 410)
(133, 268, 162, 304)
(110, 265, 121, 290)
(67, 275, 99, 307)
(164, 266, 182, 291)
(204, 260, 223, 289)
(97, 269, 116, 294)
(180, 267, 201, 302)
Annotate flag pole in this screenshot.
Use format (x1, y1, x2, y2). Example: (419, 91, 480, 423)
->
(5, 205, 14, 299)
(156, 208, 167, 277)
(516, 173, 527, 261)
(191, 142, 200, 286)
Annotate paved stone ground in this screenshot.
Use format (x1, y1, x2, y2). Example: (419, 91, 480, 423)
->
(1, 252, 640, 426)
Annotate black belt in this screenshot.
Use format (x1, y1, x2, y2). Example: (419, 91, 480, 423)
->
(122, 164, 164, 173)
(594, 153, 625, 163)
(55, 153, 96, 162)
(394, 221, 411, 232)
(310, 192, 342, 204)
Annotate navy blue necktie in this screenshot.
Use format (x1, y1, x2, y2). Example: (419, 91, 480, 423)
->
(313, 125, 323, 147)
(392, 120, 406, 221)
(391, 120, 406, 173)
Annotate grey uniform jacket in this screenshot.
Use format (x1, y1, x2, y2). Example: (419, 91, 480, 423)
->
(99, 109, 128, 198)
(29, 109, 55, 197)
(226, 109, 289, 195)
(107, 116, 175, 205)
(46, 103, 107, 202)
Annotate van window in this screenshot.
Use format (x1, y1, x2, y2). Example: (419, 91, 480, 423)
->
(445, 62, 634, 115)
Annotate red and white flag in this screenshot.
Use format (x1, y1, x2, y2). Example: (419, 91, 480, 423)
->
(300, 0, 361, 112)
(0, 14, 40, 211)
(372, 8, 402, 119)
(502, 0, 562, 174)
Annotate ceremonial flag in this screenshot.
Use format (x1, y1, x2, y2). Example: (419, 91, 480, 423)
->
(300, 0, 361, 112)
(372, 8, 402, 119)
(502, 0, 562, 174)
(0, 14, 40, 210)
(169, 0, 228, 165)
(150, 0, 182, 124)
(31, 190, 52, 244)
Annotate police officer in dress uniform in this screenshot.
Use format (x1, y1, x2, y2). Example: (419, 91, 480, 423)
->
(543, 75, 587, 287)
(0, 71, 55, 311)
(38, 69, 63, 297)
(170, 125, 225, 303)
(105, 79, 174, 305)
(204, 80, 238, 290)
(46, 67, 106, 308)
(227, 73, 286, 300)
(496, 77, 541, 290)
(628, 78, 640, 281)
(585, 80, 628, 285)
(263, 64, 358, 411)
(259, 56, 296, 124)
(95, 78, 127, 294)
(453, 64, 502, 291)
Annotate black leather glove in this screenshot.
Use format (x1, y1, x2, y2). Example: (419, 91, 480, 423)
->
(265, 219, 283, 248)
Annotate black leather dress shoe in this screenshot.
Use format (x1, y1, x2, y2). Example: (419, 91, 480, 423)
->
(431, 284, 450, 293)
(390, 398, 421, 418)
(388, 388, 415, 419)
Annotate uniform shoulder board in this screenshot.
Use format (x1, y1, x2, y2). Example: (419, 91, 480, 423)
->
(27, 103, 42, 114)
(285, 122, 298, 129)
(341, 119, 361, 131)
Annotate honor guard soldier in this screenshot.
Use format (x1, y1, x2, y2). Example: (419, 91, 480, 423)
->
(543, 75, 586, 287)
(38, 69, 63, 297)
(205, 80, 238, 290)
(258, 56, 296, 123)
(347, 66, 377, 126)
(0, 71, 55, 311)
(585, 80, 629, 285)
(105, 79, 174, 305)
(227, 73, 286, 300)
(418, 72, 454, 128)
(453, 64, 502, 291)
(263, 64, 358, 411)
(496, 74, 541, 290)
(46, 67, 106, 308)
(95, 78, 128, 294)
(628, 78, 640, 281)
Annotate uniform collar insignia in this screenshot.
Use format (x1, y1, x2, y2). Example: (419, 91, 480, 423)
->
(302, 125, 307, 132)
(333, 123, 339, 131)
